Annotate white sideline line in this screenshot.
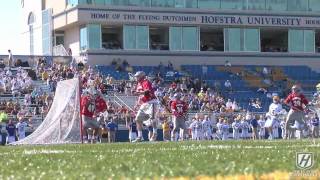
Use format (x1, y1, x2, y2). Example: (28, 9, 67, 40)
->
(23, 150, 76, 155)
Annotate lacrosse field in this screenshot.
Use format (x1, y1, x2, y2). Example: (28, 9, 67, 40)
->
(0, 140, 319, 179)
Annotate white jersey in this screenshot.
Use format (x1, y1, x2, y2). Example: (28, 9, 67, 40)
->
(258, 119, 266, 138)
(16, 122, 28, 139)
(202, 119, 212, 139)
(216, 122, 223, 139)
(189, 121, 197, 140)
(240, 120, 249, 138)
(194, 121, 203, 140)
(202, 120, 210, 131)
(221, 124, 230, 140)
(232, 121, 241, 140)
(268, 103, 283, 119)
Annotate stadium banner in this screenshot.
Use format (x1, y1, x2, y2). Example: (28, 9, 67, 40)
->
(79, 9, 320, 28)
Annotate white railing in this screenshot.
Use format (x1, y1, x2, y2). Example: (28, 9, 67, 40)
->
(53, 45, 69, 56)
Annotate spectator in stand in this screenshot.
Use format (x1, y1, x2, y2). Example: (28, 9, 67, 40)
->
(224, 80, 232, 92)
(262, 67, 269, 76)
(8, 50, 13, 67)
(225, 60, 231, 67)
(225, 99, 233, 110)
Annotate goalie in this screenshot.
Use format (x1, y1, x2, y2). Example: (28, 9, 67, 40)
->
(80, 87, 107, 143)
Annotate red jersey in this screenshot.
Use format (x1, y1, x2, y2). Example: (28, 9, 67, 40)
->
(95, 96, 107, 113)
(171, 100, 188, 117)
(136, 78, 155, 103)
(80, 95, 95, 118)
(80, 95, 107, 118)
(284, 93, 308, 111)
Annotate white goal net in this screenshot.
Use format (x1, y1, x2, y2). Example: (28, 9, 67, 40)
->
(12, 78, 81, 145)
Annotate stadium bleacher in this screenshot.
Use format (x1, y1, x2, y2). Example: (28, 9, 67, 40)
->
(95, 64, 320, 112)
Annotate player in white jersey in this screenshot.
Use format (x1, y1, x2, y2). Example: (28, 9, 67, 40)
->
(216, 119, 223, 140)
(202, 115, 212, 140)
(221, 120, 230, 140)
(194, 118, 203, 140)
(232, 117, 241, 140)
(258, 115, 266, 139)
(265, 95, 283, 139)
(280, 119, 286, 139)
(189, 118, 197, 140)
(240, 119, 249, 139)
(16, 119, 28, 140)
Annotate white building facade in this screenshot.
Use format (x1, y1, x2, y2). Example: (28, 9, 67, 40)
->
(22, 0, 320, 66)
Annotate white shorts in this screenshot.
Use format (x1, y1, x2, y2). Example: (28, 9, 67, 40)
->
(265, 119, 275, 128)
(18, 133, 26, 140)
(129, 132, 137, 140)
(7, 136, 15, 144)
(135, 99, 159, 122)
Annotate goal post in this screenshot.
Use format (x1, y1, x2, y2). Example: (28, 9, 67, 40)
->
(12, 78, 82, 145)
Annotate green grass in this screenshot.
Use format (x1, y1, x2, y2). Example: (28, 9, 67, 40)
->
(0, 140, 319, 179)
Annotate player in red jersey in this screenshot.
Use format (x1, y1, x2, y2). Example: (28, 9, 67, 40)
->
(170, 93, 188, 141)
(132, 71, 158, 142)
(80, 87, 107, 143)
(283, 85, 309, 139)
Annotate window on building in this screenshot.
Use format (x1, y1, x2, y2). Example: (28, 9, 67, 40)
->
(174, 0, 197, 8)
(309, 0, 320, 12)
(29, 26, 34, 55)
(200, 28, 224, 51)
(28, 12, 35, 25)
(221, 0, 245, 10)
(289, 29, 315, 53)
(128, 0, 150, 6)
(260, 29, 288, 52)
(87, 24, 102, 49)
(55, 34, 64, 46)
(152, 0, 175, 8)
(80, 24, 103, 51)
(315, 31, 320, 52)
(266, 0, 287, 11)
(288, 0, 308, 11)
(67, 0, 78, 7)
(102, 26, 123, 49)
(247, 0, 266, 10)
(169, 26, 199, 51)
(28, 12, 35, 55)
(198, 0, 220, 9)
(94, 0, 105, 5)
(244, 29, 260, 51)
(80, 27, 88, 51)
(149, 27, 169, 50)
(42, 9, 53, 55)
(78, 0, 93, 5)
(224, 28, 260, 52)
(123, 25, 149, 50)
